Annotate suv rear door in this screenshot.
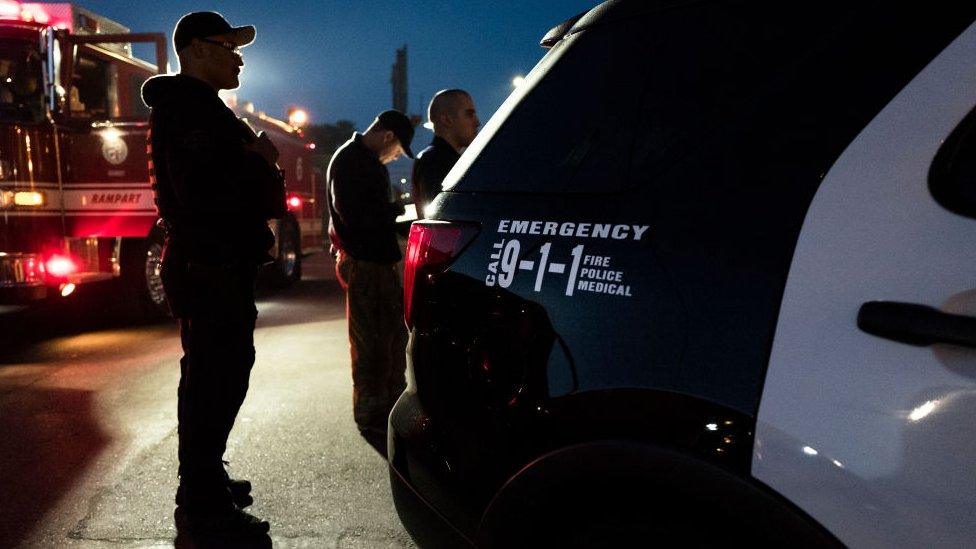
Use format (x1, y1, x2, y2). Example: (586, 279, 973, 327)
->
(755, 21, 976, 548)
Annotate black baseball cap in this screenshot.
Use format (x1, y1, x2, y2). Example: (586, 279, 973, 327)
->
(376, 110, 415, 159)
(173, 12, 256, 52)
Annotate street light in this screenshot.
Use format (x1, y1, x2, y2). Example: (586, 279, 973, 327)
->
(288, 107, 309, 128)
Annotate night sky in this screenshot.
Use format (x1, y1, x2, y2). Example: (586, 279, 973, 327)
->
(81, 0, 598, 129)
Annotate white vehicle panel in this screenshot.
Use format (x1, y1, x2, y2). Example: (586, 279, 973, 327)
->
(754, 23, 976, 548)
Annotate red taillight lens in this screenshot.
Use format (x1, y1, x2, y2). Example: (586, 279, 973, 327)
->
(287, 194, 303, 210)
(45, 254, 77, 277)
(404, 221, 479, 328)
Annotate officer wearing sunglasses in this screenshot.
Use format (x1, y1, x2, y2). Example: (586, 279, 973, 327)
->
(141, 11, 285, 541)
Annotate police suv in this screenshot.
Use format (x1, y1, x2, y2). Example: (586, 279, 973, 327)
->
(390, 2, 976, 547)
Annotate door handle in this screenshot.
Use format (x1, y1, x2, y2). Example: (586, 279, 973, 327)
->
(857, 301, 976, 348)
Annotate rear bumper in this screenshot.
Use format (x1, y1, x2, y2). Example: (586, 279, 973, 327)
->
(388, 389, 476, 548)
(389, 464, 473, 549)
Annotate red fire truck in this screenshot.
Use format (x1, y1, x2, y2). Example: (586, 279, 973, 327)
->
(0, 2, 323, 315)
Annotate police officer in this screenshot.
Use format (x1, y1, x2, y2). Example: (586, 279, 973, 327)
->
(328, 110, 414, 449)
(411, 89, 479, 218)
(142, 11, 284, 538)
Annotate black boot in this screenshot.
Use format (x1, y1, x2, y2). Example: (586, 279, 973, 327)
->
(176, 503, 270, 539)
(176, 464, 254, 508)
(176, 479, 253, 508)
(175, 484, 269, 539)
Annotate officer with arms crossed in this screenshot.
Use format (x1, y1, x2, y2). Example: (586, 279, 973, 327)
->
(411, 88, 479, 218)
(328, 110, 414, 451)
(142, 11, 284, 539)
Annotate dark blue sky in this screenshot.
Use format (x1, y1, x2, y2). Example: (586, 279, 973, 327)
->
(82, 0, 597, 129)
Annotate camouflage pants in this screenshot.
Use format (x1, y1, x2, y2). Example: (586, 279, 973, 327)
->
(336, 254, 407, 431)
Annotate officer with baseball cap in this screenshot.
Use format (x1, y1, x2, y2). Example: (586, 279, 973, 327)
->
(173, 11, 256, 52)
(327, 109, 414, 452)
(142, 11, 284, 540)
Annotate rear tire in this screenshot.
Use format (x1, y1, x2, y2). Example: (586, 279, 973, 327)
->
(269, 218, 302, 287)
(477, 442, 842, 548)
(120, 228, 170, 320)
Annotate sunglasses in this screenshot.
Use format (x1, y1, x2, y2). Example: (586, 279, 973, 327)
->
(199, 38, 242, 56)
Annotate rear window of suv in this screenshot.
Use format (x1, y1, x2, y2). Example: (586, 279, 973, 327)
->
(450, 1, 976, 195)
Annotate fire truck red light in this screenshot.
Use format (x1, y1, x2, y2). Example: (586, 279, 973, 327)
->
(21, 5, 50, 23)
(0, 1, 19, 18)
(46, 255, 77, 277)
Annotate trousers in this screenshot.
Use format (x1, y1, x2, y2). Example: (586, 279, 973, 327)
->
(336, 253, 407, 431)
(170, 262, 258, 498)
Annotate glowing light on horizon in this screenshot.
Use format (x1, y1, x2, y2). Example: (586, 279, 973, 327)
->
(288, 108, 309, 128)
(909, 400, 939, 422)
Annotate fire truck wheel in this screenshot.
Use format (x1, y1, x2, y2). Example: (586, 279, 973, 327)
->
(143, 236, 168, 311)
(271, 219, 302, 287)
(121, 229, 169, 319)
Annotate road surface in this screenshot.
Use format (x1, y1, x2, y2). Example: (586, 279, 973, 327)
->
(0, 253, 415, 548)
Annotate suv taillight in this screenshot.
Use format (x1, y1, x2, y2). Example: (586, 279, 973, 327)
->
(404, 221, 479, 328)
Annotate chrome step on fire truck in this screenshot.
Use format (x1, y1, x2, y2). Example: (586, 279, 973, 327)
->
(0, 2, 323, 315)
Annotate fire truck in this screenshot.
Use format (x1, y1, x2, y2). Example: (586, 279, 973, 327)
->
(0, 2, 322, 316)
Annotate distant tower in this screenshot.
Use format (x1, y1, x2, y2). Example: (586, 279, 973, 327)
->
(391, 45, 408, 113)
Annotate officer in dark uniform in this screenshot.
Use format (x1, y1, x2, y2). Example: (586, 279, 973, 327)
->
(142, 11, 284, 538)
(327, 110, 414, 450)
(411, 89, 479, 218)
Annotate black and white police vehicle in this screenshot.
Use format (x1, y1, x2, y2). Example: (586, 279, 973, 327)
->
(390, 1, 976, 547)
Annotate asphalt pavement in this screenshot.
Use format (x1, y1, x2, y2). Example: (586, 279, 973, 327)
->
(0, 252, 416, 548)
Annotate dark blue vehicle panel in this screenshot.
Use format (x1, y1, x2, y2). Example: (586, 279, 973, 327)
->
(390, 0, 976, 544)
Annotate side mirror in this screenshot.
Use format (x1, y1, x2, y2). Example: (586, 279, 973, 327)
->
(929, 107, 976, 219)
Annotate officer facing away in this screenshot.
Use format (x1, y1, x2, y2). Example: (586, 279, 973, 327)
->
(142, 11, 284, 538)
(411, 89, 479, 218)
(328, 110, 414, 450)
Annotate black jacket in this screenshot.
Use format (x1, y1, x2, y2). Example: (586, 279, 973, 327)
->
(327, 133, 401, 263)
(411, 135, 460, 218)
(142, 74, 284, 265)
